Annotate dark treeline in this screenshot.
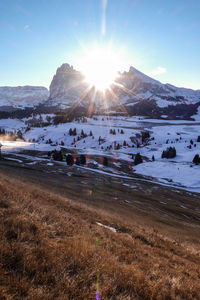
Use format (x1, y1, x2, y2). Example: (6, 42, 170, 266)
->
(0, 105, 91, 123)
(0, 103, 128, 122)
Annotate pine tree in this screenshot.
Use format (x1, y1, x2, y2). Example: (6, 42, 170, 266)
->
(134, 153, 143, 165)
(66, 154, 74, 165)
(162, 147, 176, 158)
(17, 130, 23, 139)
(53, 150, 63, 161)
(80, 154, 86, 165)
(152, 155, 155, 161)
(75, 156, 80, 165)
(73, 128, 77, 136)
(193, 154, 200, 165)
(116, 143, 120, 150)
(103, 156, 108, 166)
(81, 129, 84, 137)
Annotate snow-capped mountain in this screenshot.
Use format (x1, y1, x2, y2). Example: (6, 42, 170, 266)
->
(46, 63, 200, 118)
(0, 86, 49, 111)
(115, 66, 200, 108)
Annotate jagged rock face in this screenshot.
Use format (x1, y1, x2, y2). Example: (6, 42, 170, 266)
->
(0, 86, 49, 111)
(48, 64, 90, 108)
(48, 63, 117, 109)
(46, 62, 200, 118)
(114, 67, 200, 108)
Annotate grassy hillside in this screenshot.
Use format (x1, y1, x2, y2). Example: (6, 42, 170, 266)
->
(0, 174, 199, 299)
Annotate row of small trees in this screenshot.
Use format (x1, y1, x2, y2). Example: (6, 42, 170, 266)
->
(66, 154, 86, 165)
(50, 150, 109, 167)
(161, 147, 176, 159)
(69, 128, 93, 138)
(110, 129, 124, 135)
(50, 145, 200, 169)
(52, 151, 144, 167)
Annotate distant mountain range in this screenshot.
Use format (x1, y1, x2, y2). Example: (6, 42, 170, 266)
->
(0, 86, 49, 111)
(1, 64, 200, 119)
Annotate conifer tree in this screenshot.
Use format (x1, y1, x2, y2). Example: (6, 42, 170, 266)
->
(134, 153, 143, 165)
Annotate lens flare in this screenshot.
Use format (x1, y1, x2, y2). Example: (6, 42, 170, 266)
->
(76, 45, 129, 92)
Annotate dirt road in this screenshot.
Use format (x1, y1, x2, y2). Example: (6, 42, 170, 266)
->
(1, 153, 200, 239)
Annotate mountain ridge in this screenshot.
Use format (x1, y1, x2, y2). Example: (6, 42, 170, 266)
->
(0, 86, 49, 111)
(0, 64, 200, 119)
(46, 63, 200, 111)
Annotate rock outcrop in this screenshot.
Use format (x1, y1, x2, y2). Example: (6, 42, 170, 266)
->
(46, 63, 200, 118)
(48, 64, 89, 108)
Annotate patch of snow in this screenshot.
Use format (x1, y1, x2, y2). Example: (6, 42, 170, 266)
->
(191, 106, 200, 121)
(135, 161, 200, 192)
(0, 118, 24, 131)
(4, 157, 23, 163)
(96, 222, 117, 233)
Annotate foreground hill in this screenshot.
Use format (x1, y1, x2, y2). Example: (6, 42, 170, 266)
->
(0, 86, 49, 111)
(0, 173, 199, 299)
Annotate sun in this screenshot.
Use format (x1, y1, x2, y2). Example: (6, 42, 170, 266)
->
(77, 45, 124, 91)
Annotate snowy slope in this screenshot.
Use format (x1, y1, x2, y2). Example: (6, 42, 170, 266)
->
(0, 86, 49, 110)
(1, 114, 200, 191)
(115, 67, 200, 108)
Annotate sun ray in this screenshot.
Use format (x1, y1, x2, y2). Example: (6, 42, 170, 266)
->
(76, 44, 128, 92)
(107, 86, 129, 115)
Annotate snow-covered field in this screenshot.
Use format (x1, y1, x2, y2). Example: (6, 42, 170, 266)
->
(1, 115, 200, 192)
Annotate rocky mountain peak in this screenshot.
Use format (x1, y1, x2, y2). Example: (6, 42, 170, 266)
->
(45, 62, 200, 118)
(48, 63, 88, 108)
(56, 63, 74, 74)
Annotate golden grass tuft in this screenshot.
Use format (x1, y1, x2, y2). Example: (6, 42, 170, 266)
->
(0, 174, 200, 299)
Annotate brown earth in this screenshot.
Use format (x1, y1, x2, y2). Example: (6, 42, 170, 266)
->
(0, 158, 200, 299)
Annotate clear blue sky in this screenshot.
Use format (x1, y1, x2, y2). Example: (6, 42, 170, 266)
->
(0, 0, 200, 89)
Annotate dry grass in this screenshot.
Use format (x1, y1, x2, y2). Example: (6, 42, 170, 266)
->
(0, 174, 200, 299)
